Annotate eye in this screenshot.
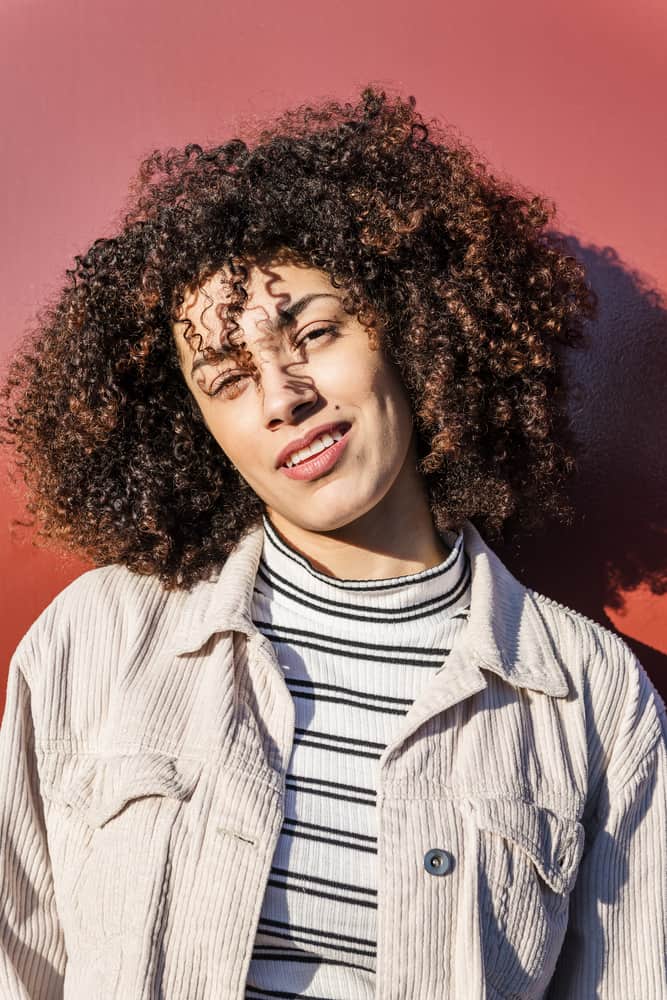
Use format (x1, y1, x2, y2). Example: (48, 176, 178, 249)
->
(207, 372, 250, 398)
(293, 325, 337, 350)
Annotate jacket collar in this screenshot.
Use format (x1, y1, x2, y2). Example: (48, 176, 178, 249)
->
(168, 519, 569, 698)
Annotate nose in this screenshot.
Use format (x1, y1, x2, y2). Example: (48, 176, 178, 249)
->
(260, 357, 319, 429)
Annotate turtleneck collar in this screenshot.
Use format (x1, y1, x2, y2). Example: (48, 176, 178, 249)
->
(254, 514, 472, 628)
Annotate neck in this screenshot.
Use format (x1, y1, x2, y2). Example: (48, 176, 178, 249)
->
(265, 470, 450, 582)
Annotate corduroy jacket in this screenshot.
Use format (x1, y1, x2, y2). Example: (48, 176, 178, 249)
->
(0, 520, 665, 999)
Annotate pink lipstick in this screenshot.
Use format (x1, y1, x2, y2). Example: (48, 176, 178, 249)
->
(279, 426, 351, 481)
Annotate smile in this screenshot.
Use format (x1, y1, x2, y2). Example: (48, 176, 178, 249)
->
(280, 425, 351, 482)
(284, 428, 347, 468)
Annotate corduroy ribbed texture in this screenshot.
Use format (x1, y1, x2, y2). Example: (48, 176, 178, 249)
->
(0, 520, 665, 999)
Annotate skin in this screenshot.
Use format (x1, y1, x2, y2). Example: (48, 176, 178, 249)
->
(173, 260, 450, 580)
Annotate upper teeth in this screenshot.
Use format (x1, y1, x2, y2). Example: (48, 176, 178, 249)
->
(285, 429, 345, 468)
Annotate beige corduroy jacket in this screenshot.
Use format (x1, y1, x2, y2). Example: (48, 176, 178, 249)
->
(0, 520, 665, 999)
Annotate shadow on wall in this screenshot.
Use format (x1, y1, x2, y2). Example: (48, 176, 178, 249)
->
(495, 237, 667, 700)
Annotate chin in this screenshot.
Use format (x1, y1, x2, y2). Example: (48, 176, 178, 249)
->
(277, 489, 387, 536)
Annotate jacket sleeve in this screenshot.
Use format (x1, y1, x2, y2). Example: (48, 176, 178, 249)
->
(548, 642, 667, 998)
(0, 649, 66, 999)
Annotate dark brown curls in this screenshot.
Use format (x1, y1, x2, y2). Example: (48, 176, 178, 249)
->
(0, 86, 595, 588)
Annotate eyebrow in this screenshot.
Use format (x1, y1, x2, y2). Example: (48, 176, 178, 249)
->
(188, 292, 341, 376)
(274, 292, 341, 329)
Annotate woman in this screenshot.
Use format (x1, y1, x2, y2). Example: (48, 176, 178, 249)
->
(0, 88, 664, 999)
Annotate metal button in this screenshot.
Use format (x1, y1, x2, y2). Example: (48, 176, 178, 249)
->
(424, 848, 453, 876)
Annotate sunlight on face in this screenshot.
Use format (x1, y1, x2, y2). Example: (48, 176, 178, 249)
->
(173, 260, 420, 536)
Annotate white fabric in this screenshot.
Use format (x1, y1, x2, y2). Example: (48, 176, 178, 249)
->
(0, 519, 664, 998)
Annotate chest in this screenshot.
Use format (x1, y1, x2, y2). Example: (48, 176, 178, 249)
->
(36, 629, 587, 999)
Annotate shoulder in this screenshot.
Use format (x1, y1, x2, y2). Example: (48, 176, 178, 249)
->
(527, 586, 643, 670)
(9, 563, 204, 749)
(528, 587, 665, 789)
(13, 563, 184, 681)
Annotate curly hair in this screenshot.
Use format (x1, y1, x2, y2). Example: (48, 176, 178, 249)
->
(1, 86, 596, 589)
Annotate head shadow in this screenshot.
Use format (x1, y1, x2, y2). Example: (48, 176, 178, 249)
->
(493, 236, 667, 697)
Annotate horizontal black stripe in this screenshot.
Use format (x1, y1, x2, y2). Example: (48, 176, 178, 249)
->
(282, 816, 376, 844)
(285, 677, 413, 705)
(251, 946, 304, 956)
(251, 950, 374, 972)
(286, 773, 376, 796)
(256, 561, 471, 623)
(293, 727, 385, 760)
(259, 917, 375, 949)
(246, 987, 336, 1000)
(294, 738, 381, 760)
(295, 727, 385, 750)
(261, 538, 471, 608)
(282, 826, 377, 854)
(285, 775, 376, 807)
(257, 627, 452, 667)
(285, 677, 411, 716)
(288, 689, 408, 716)
(256, 927, 375, 959)
(263, 515, 465, 592)
(285, 784, 375, 809)
(267, 877, 378, 909)
(271, 866, 377, 897)
(253, 620, 454, 658)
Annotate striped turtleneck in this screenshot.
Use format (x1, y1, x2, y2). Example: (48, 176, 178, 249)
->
(245, 515, 472, 999)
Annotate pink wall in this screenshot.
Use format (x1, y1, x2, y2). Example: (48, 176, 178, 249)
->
(1, 0, 665, 702)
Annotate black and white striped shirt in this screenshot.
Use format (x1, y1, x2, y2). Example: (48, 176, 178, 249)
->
(245, 516, 472, 999)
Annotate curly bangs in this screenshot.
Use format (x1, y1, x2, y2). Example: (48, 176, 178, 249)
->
(1, 86, 596, 589)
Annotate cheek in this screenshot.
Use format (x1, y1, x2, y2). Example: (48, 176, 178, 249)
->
(371, 364, 413, 431)
(197, 406, 246, 470)
(203, 409, 277, 488)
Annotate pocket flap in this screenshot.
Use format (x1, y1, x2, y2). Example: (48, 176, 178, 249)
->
(471, 798, 585, 894)
(41, 751, 203, 829)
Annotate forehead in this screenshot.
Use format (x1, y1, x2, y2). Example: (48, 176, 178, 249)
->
(175, 261, 340, 351)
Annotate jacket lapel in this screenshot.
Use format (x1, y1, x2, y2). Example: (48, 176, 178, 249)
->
(168, 518, 569, 701)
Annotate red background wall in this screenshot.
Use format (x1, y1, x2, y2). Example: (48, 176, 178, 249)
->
(1, 0, 665, 703)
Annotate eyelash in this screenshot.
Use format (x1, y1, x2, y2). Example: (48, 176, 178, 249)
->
(207, 325, 337, 398)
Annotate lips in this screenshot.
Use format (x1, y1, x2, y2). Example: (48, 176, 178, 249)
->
(275, 421, 352, 469)
(279, 426, 351, 482)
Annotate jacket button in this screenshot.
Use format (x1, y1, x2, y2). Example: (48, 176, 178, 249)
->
(424, 848, 454, 876)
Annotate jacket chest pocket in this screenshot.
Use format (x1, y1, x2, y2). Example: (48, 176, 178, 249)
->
(40, 750, 202, 947)
(470, 798, 585, 999)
